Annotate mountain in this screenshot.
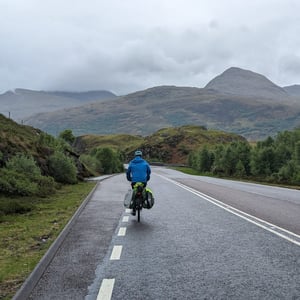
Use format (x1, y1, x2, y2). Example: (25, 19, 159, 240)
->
(284, 85, 300, 97)
(20, 67, 300, 140)
(205, 67, 289, 100)
(0, 88, 116, 121)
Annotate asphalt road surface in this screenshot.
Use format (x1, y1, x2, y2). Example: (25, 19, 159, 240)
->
(24, 167, 300, 299)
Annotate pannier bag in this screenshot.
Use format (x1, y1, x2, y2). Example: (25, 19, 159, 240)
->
(143, 188, 155, 209)
(124, 186, 155, 209)
(124, 189, 133, 208)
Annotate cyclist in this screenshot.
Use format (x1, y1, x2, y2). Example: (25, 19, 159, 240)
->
(126, 150, 151, 215)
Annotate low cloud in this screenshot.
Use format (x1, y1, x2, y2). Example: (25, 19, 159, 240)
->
(1, 0, 300, 94)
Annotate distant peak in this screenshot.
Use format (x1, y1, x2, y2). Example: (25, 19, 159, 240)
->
(205, 67, 288, 99)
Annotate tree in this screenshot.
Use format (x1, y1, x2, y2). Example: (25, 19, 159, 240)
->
(251, 147, 276, 176)
(59, 129, 75, 145)
(48, 151, 77, 184)
(95, 147, 124, 174)
(236, 160, 246, 177)
(295, 141, 300, 165)
(198, 146, 213, 172)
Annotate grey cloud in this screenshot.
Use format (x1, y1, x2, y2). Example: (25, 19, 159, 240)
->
(1, 0, 300, 94)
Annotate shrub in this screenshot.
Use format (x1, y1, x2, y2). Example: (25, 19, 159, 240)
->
(48, 151, 78, 184)
(79, 154, 102, 175)
(0, 153, 57, 196)
(94, 147, 124, 174)
(35, 175, 57, 197)
(0, 168, 39, 196)
(5, 153, 41, 180)
(59, 129, 75, 145)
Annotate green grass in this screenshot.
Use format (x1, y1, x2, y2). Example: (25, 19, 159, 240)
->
(174, 167, 300, 190)
(172, 166, 204, 176)
(0, 181, 96, 300)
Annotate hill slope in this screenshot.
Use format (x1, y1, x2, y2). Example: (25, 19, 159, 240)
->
(25, 86, 300, 140)
(205, 67, 289, 99)
(22, 67, 300, 140)
(284, 85, 300, 97)
(0, 88, 116, 121)
(0, 114, 90, 178)
(74, 125, 246, 164)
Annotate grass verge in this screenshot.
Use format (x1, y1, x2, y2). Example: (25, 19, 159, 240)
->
(0, 181, 96, 300)
(173, 167, 300, 190)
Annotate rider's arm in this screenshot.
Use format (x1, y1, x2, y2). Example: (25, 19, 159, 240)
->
(126, 165, 132, 181)
(146, 164, 151, 181)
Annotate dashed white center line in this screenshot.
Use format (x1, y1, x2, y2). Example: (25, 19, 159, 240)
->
(125, 208, 131, 213)
(97, 278, 115, 300)
(118, 227, 127, 236)
(122, 216, 129, 222)
(110, 245, 122, 260)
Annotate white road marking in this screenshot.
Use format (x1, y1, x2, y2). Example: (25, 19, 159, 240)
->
(110, 245, 123, 260)
(118, 227, 127, 236)
(122, 216, 129, 222)
(125, 208, 131, 213)
(158, 174, 300, 247)
(97, 278, 115, 300)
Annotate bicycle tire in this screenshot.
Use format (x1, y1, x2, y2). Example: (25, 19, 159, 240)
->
(137, 207, 140, 222)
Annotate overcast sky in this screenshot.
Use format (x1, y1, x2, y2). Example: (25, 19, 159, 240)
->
(1, 0, 300, 95)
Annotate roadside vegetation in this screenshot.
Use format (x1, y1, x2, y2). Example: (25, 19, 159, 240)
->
(188, 128, 300, 186)
(0, 181, 96, 300)
(1, 114, 299, 298)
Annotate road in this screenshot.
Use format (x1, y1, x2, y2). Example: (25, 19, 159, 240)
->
(22, 167, 300, 299)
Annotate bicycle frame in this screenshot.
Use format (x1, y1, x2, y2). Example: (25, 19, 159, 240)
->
(134, 184, 144, 222)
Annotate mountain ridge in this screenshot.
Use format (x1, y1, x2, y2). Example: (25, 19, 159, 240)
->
(0, 88, 117, 121)
(5, 67, 300, 140)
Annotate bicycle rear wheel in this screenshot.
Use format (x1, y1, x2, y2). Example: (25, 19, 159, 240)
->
(137, 207, 140, 222)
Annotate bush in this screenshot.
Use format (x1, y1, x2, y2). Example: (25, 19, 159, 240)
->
(35, 175, 57, 197)
(0, 154, 57, 196)
(80, 154, 102, 174)
(5, 153, 41, 179)
(48, 151, 78, 184)
(0, 168, 39, 196)
(59, 129, 75, 145)
(94, 147, 124, 174)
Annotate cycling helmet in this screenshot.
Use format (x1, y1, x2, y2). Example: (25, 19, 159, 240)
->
(134, 150, 143, 157)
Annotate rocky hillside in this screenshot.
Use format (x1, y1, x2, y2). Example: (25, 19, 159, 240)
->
(0, 114, 91, 178)
(74, 125, 246, 164)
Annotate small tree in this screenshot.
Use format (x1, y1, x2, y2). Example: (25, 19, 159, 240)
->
(295, 141, 300, 165)
(198, 146, 213, 172)
(0, 154, 56, 196)
(48, 151, 77, 184)
(6, 153, 41, 179)
(59, 129, 75, 145)
(236, 160, 246, 177)
(95, 147, 124, 174)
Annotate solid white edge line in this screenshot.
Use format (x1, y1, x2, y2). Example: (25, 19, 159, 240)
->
(118, 227, 127, 236)
(158, 174, 300, 246)
(97, 278, 115, 300)
(110, 245, 123, 260)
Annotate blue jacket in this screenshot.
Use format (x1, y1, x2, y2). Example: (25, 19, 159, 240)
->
(126, 156, 151, 183)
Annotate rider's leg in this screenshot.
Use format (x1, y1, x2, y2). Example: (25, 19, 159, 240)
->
(131, 182, 136, 215)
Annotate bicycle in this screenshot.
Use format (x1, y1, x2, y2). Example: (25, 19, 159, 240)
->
(133, 183, 144, 222)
